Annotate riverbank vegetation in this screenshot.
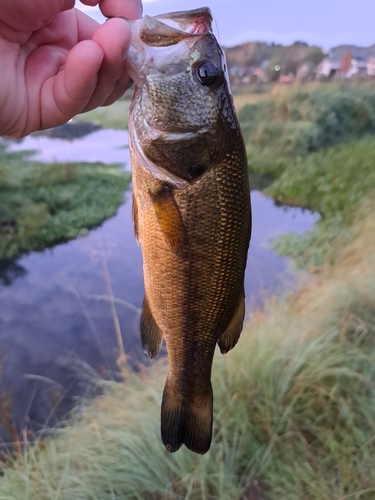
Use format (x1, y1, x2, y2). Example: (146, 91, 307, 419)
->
(0, 204, 374, 499)
(239, 83, 375, 179)
(236, 82, 375, 266)
(78, 81, 375, 267)
(0, 145, 130, 259)
(1, 81, 374, 498)
(77, 96, 131, 130)
(268, 138, 375, 266)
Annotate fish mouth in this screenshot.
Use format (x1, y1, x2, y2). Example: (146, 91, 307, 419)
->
(140, 8, 213, 45)
(126, 8, 213, 85)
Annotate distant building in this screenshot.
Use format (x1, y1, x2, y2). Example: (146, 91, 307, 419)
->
(316, 57, 339, 79)
(316, 58, 330, 78)
(337, 52, 353, 76)
(345, 57, 367, 78)
(336, 52, 368, 78)
(367, 57, 375, 76)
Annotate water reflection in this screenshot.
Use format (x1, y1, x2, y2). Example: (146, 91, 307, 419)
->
(0, 260, 26, 286)
(5, 127, 129, 165)
(0, 128, 319, 439)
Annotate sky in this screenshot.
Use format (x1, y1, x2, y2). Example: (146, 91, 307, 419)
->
(76, 0, 375, 50)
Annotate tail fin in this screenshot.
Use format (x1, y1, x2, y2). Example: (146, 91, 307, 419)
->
(161, 377, 213, 454)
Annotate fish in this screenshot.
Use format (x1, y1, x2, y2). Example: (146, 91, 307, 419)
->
(126, 7, 251, 454)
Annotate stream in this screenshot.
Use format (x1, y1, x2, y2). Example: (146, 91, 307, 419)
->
(0, 127, 319, 440)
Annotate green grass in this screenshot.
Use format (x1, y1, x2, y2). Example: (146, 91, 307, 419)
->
(238, 84, 375, 186)
(76, 98, 131, 130)
(1, 82, 375, 499)
(0, 211, 375, 499)
(266, 138, 375, 267)
(267, 138, 375, 221)
(0, 145, 131, 259)
(235, 82, 375, 266)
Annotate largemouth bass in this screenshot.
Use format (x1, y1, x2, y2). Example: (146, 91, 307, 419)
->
(126, 7, 251, 454)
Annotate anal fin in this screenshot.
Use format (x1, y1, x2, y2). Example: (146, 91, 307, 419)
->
(140, 297, 163, 358)
(218, 290, 245, 354)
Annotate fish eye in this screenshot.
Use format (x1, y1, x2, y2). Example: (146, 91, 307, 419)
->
(195, 61, 220, 86)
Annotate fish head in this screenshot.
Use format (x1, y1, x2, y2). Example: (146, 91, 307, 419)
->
(127, 8, 238, 184)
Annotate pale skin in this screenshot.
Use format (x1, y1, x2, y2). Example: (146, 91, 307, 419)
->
(0, 0, 142, 138)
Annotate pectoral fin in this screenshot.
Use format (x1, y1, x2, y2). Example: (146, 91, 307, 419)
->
(218, 290, 245, 354)
(149, 184, 189, 259)
(140, 297, 163, 358)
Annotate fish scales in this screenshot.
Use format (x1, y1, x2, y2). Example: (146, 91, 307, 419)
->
(127, 7, 251, 454)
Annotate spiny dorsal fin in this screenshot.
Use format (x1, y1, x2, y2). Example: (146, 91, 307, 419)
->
(140, 297, 163, 358)
(149, 184, 189, 260)
(218, 289, 245, 354)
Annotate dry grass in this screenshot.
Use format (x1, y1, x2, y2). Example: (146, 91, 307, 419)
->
(0, 205, 374, 499)
(76, 98, 131, 130)
(233, 92, 273, 111)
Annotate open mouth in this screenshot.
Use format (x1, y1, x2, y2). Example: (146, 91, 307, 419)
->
(141, 8, 213, 46)
(126, 8, 215, 88)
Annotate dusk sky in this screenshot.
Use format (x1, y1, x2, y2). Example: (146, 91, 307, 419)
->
(77, 0, 375, 50)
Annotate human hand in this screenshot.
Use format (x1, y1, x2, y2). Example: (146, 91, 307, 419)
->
(0, 0, 142, 138)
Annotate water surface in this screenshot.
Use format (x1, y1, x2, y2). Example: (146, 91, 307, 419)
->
(0, 129, 319, 438)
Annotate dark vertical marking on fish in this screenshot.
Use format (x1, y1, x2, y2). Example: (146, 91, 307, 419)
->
(149, 184, 189, 259)
(140, 297, 163, 358)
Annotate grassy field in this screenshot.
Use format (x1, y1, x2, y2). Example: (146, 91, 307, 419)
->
(76, 97, 131, 130)
(235, 82, 375, 266)
(268, 139, 375, 266)
(0, 205, 374, 499)
(0, 145, 131, 260)
(1, 81, 374, 498)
